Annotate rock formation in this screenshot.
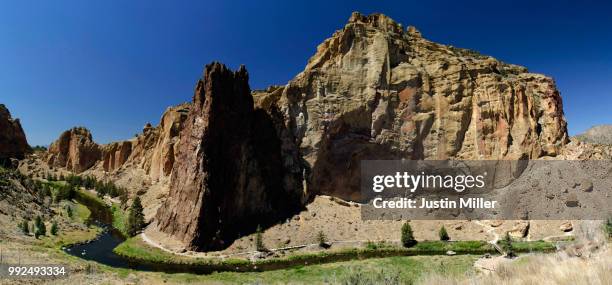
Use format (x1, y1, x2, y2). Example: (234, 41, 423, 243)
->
(155, 63, 304, 251)
(574, 125, 612, 145)
(258, 12, 569, 200)
(154, 13, 570, 250)
(46, 127, 101, 173)
(46, 104, 189, 181)
(0, 104, 29, 161)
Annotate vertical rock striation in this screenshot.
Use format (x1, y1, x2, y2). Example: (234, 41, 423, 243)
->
(269, 12, 569, 200)
(155, 63, 304, 251)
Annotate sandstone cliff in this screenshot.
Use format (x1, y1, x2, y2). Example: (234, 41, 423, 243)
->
(0, 104, 30, 161)
(259, 12, 569, 200)
(100, 104, 189, 180)
(155, 63, 304, 251)
(46, 127, 101, 173)
(46, 104, 189, 181)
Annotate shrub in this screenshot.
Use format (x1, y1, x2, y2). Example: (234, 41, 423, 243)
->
(439, 226, 450, 241)
(127, 196, 145, 236)
(401, 222, 416, 247)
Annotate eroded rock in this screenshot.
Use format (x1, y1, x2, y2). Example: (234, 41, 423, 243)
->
(0, 104, 30, 161)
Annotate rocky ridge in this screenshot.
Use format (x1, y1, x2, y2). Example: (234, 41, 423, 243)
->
(0, 104, 30, 161)
(574, 125, 612, 145)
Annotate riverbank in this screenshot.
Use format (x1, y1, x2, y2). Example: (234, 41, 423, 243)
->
(112, 234, 555, 274)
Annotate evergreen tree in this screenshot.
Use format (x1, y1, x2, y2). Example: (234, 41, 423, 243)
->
(502, 232, 515, 257)
(439, 226, 450, 241)
(119, 190, 128, 206)
(50, 221, 58, 235)
(401, 222, 417, 247)
(34, 216, 46, 238)
(19, 220, 29, 235)
(66, 205, 73, 218)
(255, 225, 267, 251)
(127, 196, 145, 236)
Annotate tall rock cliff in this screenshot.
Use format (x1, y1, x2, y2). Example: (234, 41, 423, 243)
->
(47, 127, 102, 173)
(155, 63, 304, 251)
(0, 104, 29, 161)
(263, 12, 569, 200)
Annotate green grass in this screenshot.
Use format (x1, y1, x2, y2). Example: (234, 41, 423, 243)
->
(71, 201, 91, 223)
(111, 203, 128, 236)
(151, 254, 478, 284)
(505, 240, 556, 253)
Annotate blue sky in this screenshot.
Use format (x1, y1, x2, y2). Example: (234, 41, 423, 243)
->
(1, 1, 611, 146)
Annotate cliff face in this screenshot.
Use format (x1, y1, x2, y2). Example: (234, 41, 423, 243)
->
(155, 63, 303, 251)
(101, 104, 189, 180)
(47, 127, 101, 173)
(46, 104, 189, 180)
(0, 104, 29, 161)
(265, 12, 569, 200)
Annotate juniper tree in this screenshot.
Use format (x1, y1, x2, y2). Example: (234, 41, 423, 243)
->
(439, 226, 450, 241)
(34, 216, 46, 238)
(255, 225, 267, 252)
(127, 196, 145, 236)
(401, 222, 417, 247)
(50, 221, 58, 235)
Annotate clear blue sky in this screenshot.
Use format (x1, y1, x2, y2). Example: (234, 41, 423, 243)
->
(1, 1, 611, 146)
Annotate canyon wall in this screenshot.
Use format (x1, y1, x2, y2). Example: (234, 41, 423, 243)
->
(46, 104, 189, 180)
(43, 12, 570, 251)
(0, 104, 29, 161)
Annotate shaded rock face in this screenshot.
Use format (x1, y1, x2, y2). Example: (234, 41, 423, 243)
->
(0, 104, 29, 161)
(267, 12, 569, 200)
(102, 141, 132, 172)
(47, 127, 101, 173)
(155, 63, 304, 251)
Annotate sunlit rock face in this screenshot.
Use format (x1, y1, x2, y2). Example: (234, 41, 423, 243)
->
(266, 12, 568, 200)
(47, 127, 101, 173)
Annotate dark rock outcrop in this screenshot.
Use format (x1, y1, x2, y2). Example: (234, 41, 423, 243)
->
(154, 63, 304, 251)
(0, 104, 30, 161)
(47, 127, 101, 173)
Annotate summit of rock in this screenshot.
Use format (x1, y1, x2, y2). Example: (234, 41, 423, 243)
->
(0, 104, 30, 161)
